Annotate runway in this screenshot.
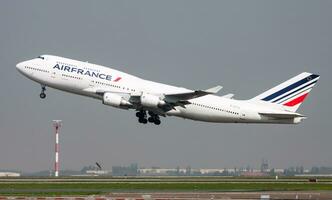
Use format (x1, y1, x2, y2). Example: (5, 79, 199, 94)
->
(1, 177, 332, 199)
(1, 192, 332, 200)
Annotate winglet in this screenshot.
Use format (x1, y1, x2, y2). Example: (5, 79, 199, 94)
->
(204, 85, 223, 94)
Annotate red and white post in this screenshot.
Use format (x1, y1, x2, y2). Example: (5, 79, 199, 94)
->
(53, 120, 62, 177)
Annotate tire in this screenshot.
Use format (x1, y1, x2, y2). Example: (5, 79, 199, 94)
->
(148, 117, 154, 123)
(40, 93, 46, 99)
(154, 119, 161, 125)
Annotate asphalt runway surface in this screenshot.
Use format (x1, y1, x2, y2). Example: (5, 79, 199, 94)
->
(1, 192, 332, 200)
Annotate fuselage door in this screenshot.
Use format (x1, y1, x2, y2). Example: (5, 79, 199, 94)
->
(49, 60, 59, 79)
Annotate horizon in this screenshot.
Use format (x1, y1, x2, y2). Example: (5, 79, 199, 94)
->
(1, 0, 331, 172)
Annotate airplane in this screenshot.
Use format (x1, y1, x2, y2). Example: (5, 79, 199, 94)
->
(16, 55, 320, 125)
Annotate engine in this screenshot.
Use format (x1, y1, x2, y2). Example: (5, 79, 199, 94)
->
(140, 93, 166, 108)
(103, 93, 131, 108)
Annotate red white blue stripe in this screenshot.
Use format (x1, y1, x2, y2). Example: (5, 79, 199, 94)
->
(261, 74, 319, 107)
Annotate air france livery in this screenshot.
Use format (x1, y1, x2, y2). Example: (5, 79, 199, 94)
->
(16, 55, 320, 125)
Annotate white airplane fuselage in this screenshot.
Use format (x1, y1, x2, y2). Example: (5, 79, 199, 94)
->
(16, 55, 319, 125)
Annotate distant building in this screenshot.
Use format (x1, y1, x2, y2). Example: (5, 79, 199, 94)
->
(139, 167, 239, 176)
(185, 166, 191, 176)
(261, 159, 269, 172)
(85, 170, 109, 176)
(0, 172, 20, 177)
(199, 168, 226, 175)
(273, 168, 285, 174)
(314, 167, 332, 174)
(241, 171, 266, 177)
(79, 164, 110, 176)
(140, 168, 174, 176)
(112, 163, 138, 176)
(139, 167, 193, 176)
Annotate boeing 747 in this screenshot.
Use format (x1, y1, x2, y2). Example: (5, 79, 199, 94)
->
(16, 55, 320, 125)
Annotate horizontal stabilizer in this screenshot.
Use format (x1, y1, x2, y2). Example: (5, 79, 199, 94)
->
(259, 112, 305, 119)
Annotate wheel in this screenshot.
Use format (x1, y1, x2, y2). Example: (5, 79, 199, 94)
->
(138, 118, 148, 124)
(40, 93, 46, 99)
(154, 119, 161, 125)
(148, 117, 154, 123)
(136, 111, 146, 118)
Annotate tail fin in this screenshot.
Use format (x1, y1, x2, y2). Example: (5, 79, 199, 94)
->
(251, 72, 320, 112)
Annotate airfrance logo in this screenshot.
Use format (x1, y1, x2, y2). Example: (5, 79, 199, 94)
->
(53, 64, 121, 82)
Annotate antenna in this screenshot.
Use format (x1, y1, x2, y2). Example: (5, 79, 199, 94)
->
(53, 120, 62, 177)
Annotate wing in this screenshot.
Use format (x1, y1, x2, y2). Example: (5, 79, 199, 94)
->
(85, 85, 222, 113)
(164, 85, 223, 102)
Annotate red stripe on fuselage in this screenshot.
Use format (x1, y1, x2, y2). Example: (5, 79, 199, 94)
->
(113, 77, 122, 82)
(283, 93, 309, 106)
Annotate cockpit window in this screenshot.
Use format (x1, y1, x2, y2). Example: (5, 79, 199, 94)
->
(37, 56, 45, 60)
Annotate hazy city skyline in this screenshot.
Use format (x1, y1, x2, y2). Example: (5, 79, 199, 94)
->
(0, 1, 331, 172)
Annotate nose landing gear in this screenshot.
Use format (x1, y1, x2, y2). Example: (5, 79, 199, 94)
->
(40, 85, 46, 99)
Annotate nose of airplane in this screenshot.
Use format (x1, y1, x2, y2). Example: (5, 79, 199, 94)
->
(16, 61, 25, 72)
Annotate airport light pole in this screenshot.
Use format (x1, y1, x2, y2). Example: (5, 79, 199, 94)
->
(53, 120, 62, 177)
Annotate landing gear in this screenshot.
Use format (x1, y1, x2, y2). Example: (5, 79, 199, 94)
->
(148, 117, 154, 123)
(148, 111, 161, 125)
(138, 118, 148, 124)
(136, 110, 147, 124)
(136, 110, 161, 125)
(40, 85, 46, 99)
(154, 119, 161, 125)
(39, 93, 46, 99)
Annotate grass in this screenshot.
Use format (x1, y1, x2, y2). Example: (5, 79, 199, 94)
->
(0, 181, 332, 196)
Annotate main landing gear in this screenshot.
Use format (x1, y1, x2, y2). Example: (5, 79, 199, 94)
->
(148, 111, 161, 125)
(136, 110, 147, 124)
(136, 110, 161, 125)
(40, 85, 46, 99)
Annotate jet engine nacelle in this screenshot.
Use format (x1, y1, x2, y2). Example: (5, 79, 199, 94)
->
(140, 93, 166, 108)
(103, 92, 131, 108)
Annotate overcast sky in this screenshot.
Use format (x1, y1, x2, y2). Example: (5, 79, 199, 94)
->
(0, 0, 331, 172)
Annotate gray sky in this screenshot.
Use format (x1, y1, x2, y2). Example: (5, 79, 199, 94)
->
(0, 0, 331, 172)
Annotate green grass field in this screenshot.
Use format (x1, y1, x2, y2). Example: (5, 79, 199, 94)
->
(0, 177, 331, 196)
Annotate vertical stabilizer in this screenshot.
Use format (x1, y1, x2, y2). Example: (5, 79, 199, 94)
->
(251, 72, 320, 112)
